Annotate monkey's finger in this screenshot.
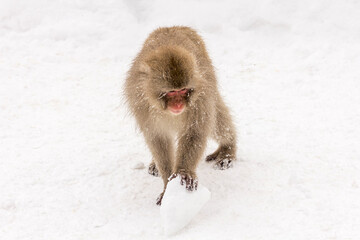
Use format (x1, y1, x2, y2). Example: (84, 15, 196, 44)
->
(186, 184, 193, 191)
(186, 178, 194, 191)
(168, 173, 178, 181)
(180, 175, 186, 185)
(186, 175, 191, 184)
(156, 192, 164, 206)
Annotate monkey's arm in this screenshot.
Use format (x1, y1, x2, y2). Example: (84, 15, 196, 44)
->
(144, 132, 175, 205)
(173, 125, 208, 190)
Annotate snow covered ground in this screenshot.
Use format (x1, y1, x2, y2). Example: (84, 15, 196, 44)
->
(1, 0, 360, 239)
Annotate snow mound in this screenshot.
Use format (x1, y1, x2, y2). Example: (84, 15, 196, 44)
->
(160, 176, 211, 236)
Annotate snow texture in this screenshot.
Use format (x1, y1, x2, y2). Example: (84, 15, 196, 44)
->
(1, 0, 360, 239)
(160, 176, 211, 236)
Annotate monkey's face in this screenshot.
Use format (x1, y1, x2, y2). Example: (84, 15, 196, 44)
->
(142, 46, 199, 115)
(160, 88, 193, 115)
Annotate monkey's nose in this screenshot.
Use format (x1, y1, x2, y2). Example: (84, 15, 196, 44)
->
(174, 103, 183, 108)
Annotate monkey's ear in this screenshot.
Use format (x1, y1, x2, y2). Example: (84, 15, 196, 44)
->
(139, 62, 151, 75)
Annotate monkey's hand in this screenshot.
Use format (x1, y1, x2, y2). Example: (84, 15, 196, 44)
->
(168, 170, 198, 191)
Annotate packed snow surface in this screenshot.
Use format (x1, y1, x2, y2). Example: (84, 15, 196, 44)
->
(1, 0, 360, 239)
(160, 176, 211, 236)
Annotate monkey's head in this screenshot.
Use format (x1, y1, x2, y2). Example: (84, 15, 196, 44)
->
(140, 46, 203, 115)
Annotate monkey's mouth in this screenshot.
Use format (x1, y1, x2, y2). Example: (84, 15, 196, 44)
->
(168, 103, 185, 115)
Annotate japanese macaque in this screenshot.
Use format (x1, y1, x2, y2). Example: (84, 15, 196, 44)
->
(125, 26, 237, 205)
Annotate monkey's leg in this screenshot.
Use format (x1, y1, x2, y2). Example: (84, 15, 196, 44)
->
(173, 128, 207, 191)
(206, 100, 237, 170)
(148, 161, 159, 177)
(144, 133, 174, 205)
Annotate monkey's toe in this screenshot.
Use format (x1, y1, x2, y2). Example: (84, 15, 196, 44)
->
(148, 162, 160, 177)
(214, 158, 233, 170)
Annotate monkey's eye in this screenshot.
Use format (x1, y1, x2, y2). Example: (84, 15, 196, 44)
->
(166, 88, 191, 97)
(179, 88, 188, 95)
(166, 91, 177, 97)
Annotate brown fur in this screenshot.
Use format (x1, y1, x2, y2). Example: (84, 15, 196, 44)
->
(124, 26, 237, 204)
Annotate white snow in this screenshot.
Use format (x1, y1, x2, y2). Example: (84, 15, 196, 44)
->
(1, 0, 360, 239)
(160, 176, 211, 236)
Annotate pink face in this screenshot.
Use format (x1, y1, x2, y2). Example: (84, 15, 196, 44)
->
(165, 88, 190, 115)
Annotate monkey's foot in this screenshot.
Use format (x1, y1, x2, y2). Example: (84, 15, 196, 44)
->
(206, 150, 235, 170)
(156, 192, 164, 206)
(169, 170, 198, 191)
(148, 162, 160, 177)
(214, 158, 233, 170)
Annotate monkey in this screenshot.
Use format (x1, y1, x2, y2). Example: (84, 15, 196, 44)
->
(124, 26, 237, 205)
